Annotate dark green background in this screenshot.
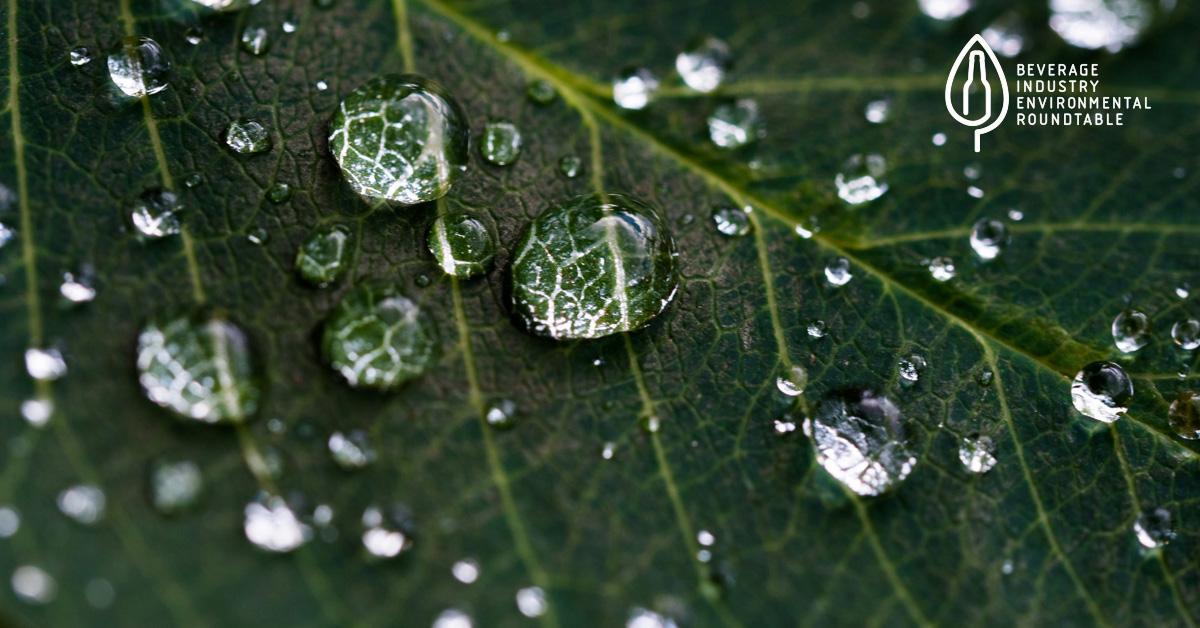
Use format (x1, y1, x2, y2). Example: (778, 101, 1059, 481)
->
(2, 0, 1199, 626)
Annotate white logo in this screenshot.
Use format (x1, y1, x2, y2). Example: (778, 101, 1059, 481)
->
(945, 34, 1009, 152)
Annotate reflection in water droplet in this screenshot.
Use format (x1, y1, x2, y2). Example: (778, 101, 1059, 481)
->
(244, 494, 311, 553)
(927, 257, 956, 282)
(516, 586, 548, 618)
(107, 37, 170, 97)
(1133, 506, 1175, 549)
(676, 36, 731, 93)
(970, 218, 1007, 261)
(1111, 309, 1150, 353)
(433, 609, 473, 628)
(804, 389, 917, 496)
(481, 121, 522, 166)
(825, 257, 853, 287)
(239, 26, 271, 55)
(225, 119, 272, 154)
(11, 565, 56, 605)
(69, 46, 92, 66)
(558, 155, 582, 178)
(918, 0, 972, 20)
(1168, 392, 1200, 440)
(25, 348, 67, 381)
(329, 74, 469, 205)
(958, 434, 997, 473)
(136, 314, 261, 423)
(57, 484, 105, 525)
(527, 79, 556, 104)
(149, 459, 204, 515)
(864, 99, 891, 124)
(322, 283, 438, 390)
(428, 212, 496, 278)
(451, 559, 480, 584)
(708, 99, 761, 149)
(1049, 0, 1151, 52)
(362, 505, 413, 559)
(835, 153, 888, 205)
(130, 188, 183, 239)
(1171, 319, 1200, 350)
(711, 207, 751, 237)
(1071, 360, 1133, 423)
(295, 225, 352, 286)
(775, 365, 808, 397)
(613, 67, 659, 110)
(329, 430, 377, 470)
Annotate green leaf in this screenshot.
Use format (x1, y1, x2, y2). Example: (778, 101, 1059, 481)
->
(2, 0, 1199, 626)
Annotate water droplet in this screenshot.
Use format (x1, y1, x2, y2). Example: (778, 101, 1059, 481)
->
(970, 218, 1007, 261)
(516, 586, 548, 618)
(246, 227, 269, 245)
(711, 207, 751, 237)
(56, 484, 105, 525)
(136, 313, 261, 423)
(244, 493, 311, 553)
(511, 192, 678, 339)
(316, 79, 329, 91)
(239, 26, 271, 55)
(807, 319, 828, 338)
(982, 13, 1027, 57)
(1133, 506, 1175, 549)
(184, 27, 204, 46)
(433, 609, 473, 628)
(224, 119, 271, 155)
(59, 266, 97, 304)
(708, 99, 761, 149)
(932, 132, 948, 146)
(1171, 319, 1200, 350)
(20, 397, 53, 428)
(149, 459, 203, 515)
(526, 79, 556, 104)
(1001, 560, 1015, 575)
(107, 37, 170, 97)
(25, 347, 66, 381)
(824, 257, 853, 287)
(452, 559, 480, 584)
(835, 153, 888, 205)
(295, 225, 352, 286)
(774, 418, 797, 434)
(966, 164, 983, 181)
(428, 212, 496, 278)
(130, 188, 183, 239)
(1049, 0, 1151, 52)
(918, 0, 973, 20)
(1111, 309, 1150, 353)
(189, 0, 253, 10)
(675, 36, 731, 93)
(322, 283, 438, 390)
(184, 172, 205, 188)
(329, 75, 469, 205)
(485, 399, 517, 429)
(803, 389, 916, 496)
(69, 46, 92, 66)
(927, 256, 956, 282)
(362, 505, 413, 559)
(542, 156, 576, 185)
(640, 415, 661, 433)
(864, 99, 891, 124)
(613, 67, 659, 110)
(0, 222, 14, 249)
(282, 21, 297, 34)
(977, 368, 994, 386)
(328, 430, 377, 469)
(11, 565, 56, 605)
(898, 354, 926, 383)
(481, 120, 522, 166)
(1168, 391, 1200, 440)
(1007, 208, 1024, 221)
(958, 434, 997, 473)
(414, 274, 431, 287)
(775, 365, 807, 397)
(1070, 360, 1133, 423)
(601, 441, 617, 459)
(268, 182, 292, 203)
(0, 506, 19, 538)
(627, 607, 678, 628)
(1175, 283, 1190, 299)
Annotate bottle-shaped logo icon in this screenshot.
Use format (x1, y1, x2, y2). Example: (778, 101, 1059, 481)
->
(945, 34, 1009, 152)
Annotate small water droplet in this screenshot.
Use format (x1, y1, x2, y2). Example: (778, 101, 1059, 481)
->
(481, 120, 522, 166)
(559, 155, 582, 178)
(977, 368, 994, 386)
(918, 0, 973, 20)
(640, 415, 661, 433)
(774, 418, 797, 434)
(927, 256, 956, 282)
(428, 212, 496, 278)
(361, 505, 413, 559)
(898, 354, 926, 383)
(149, 459, 204, 515)
(246, 226, 269, 245)
(1007, 208, 1024, 221)
(1071, 360, 1133, 423)
(486, 399, 517, 429)
(451, 559, 480, 584)
(1171, 319, 1199, 350)
(526, 79, 556, 104)
(1001, 559, 1014, 575)
(824, 257, 853, 287)
(807, 319, 828, 338)
(20, 397, 53, 428)
(184, 172, 205, 188)
(516, 586, 548, 618)
(1111, 309, 1150, 353)
(601, 441, 617, 459)
(711, 207, 751, 237)
(675, 36, 731, 93)
(803, 389, 917, 496)
(60, 265, 97, 304)
(268, 182, 292, 203)
(69, 46, 92, 66)
(1168, 391, 1200, 440)
(295, 225, 351, 286)
(328, 430, 377, 470)
(414, 274, 431, 287)
(0, 222, 14, 249)
(970, 218, 1007, 261)
(282, 21, 297, 34)
(1175, 283, 1190, 299)
(1133, 506, 1175, 549)
(130, 188, 183, 238)
(57, 484, 105, 525)
(25, 347, 67, 381)
(613, 67, 659, 110)
(84, 578, 115, 609)
(239, 26, 271, 55)
(932, 132, 948, 146)
(184, 27, 204, 46)
(1049, 0, 1151, 52)
(708, 99, 762, 149)
(224, 119, 271, 155)
(958, 434, 997, 473)
(11, 565, 56, 605)
(775, 365, 808, 397)
(835, 153, 888, 205)
(864, 99, 891, 124)
(107, 37, 170, 97)
(322, 283, 438, 390)
(244, 493, 311, 553)
(0, 506, 19, 538)
(433, 609, 472, 628)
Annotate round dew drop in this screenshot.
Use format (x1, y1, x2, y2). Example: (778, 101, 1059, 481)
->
(804, 389, 916, 496)
(329, 74, 469, 205)
(958, 434, 997, 474)
(295, 225, 352, 286)
(835, 153, 888, 205)
(130, 188, 183, 239)
(775, 365, 807, 397)
(824, 257, 852, 287)
(107, 36, 170, 98)
(970, 218, 1007, 260)
(1070, 360, 1133, 423)
(526, 79, 556, 104)
(149, 459, 204, 515)
(1171, 319, 1200, 350)
(1111, 309, 1150, 353)
(675, 36, 731, 93)
(558, 155, 582, 178)
(239, 26, 271, 56)
(612, 67, 659, 110)
(1133, 507, 1175, 549)
(1168, 391, 1200, 440)
(427, 212, 496, 278)
(322, 283, 438, 391)
(708, 99, 762, 149)
(481, 121, 522, 166)
(711, 207, 752, 237)
(510, 192, 679, 340)
(224, 119, 272, 154)
(928, 257, 956, 282)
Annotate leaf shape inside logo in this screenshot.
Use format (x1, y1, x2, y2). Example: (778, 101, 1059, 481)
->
(945, 34, 1009, 152)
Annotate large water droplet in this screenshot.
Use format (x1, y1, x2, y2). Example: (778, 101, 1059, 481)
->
(958, 434, 997, 474)
(918, 0, 972, 20)
(1133, 506, 1175, 549)
(428, 212, 496, 278)
(1070, 360, 1133, 423)
(613, 67, 659, 110)
(130, 188, 183, 239)
(510, 192, 678, 340)
(361, 505, 413, 559)
(452, 559, 480, 584)
(1171, 319, 1200, 350)
(11, 565, 56, 605)
(322, 283, 438, 390)
(708, 99, 762, 149)
(107, 36, 170, 98)
(1111, 309, 1150, 353)
(835, 153, 888, 205)
(898, 354, 926, 383)
(970, 218, 1007, 261)
(711, 207, 751, 237)
(25, 348, 67, 381)
(803, 389, 917, 496)
(295, 225, 352, 286)
(224, 119, 272, 155)
(1049, 0, 1151, 52)
(1168, 391, 1200, 440)
(329, 74, 469, 205)
(824, 257, 853, 287)
(516, 586, 548, 618)
(244, 493, 311, 553)
(481, 120, 522, 166)
(56, 484, 105, 525)
(20, 397, 52, 428)
(775, 365, 807, 397)
(675, 36, 731, 93)
(136, 313, 261, 423)
(328, 430, 377, 470)
(149, 459, 204, 515)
